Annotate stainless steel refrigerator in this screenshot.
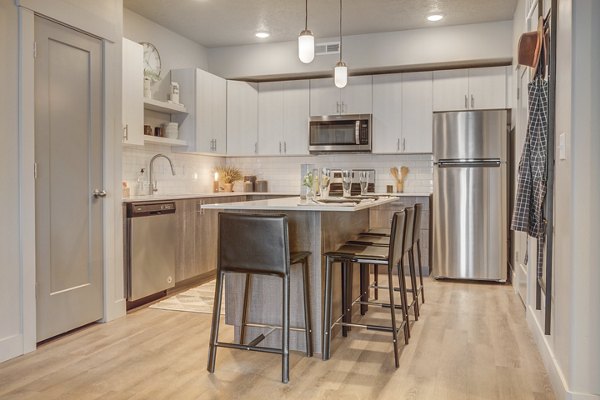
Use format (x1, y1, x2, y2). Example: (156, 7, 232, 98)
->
(432, 109, 509, 281)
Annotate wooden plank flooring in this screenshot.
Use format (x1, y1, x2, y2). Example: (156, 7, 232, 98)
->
(0, 278, 555, 400)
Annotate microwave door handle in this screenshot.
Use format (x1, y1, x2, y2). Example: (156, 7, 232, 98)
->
(355, 121, 360, 144)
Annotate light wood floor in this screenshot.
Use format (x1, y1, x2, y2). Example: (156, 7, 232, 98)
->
(0, 278, 555, 400)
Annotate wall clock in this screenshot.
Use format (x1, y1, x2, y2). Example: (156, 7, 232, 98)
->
(141, 42, 161, 82)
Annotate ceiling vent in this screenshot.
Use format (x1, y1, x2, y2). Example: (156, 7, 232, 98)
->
(315, 41, 340, 56)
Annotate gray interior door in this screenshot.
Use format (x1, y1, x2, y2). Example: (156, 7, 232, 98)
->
(34, 16, 104, 342)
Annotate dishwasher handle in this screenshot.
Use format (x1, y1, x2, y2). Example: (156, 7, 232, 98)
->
(127, 202, 176, 217)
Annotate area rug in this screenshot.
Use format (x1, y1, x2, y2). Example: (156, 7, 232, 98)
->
(149, 280, 224, 315)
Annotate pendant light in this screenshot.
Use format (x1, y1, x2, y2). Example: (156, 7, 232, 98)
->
(298, 0, 314, 63)
(334, 0, 347, 88)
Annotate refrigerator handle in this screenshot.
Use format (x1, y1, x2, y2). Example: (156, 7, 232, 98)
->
(437, 160, 501, 168)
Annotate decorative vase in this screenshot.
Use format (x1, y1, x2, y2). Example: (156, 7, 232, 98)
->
(223, 183, 233, 192)
(306, 187, 315, 201)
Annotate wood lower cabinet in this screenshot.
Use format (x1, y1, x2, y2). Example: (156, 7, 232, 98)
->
(175, 196, 246, 283)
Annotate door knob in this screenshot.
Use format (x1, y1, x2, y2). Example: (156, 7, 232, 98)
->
(92, 189, 107, 198)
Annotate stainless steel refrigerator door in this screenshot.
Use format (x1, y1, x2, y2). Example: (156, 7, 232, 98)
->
(433, 163, 507, 281)
(433, 110, 508, 161)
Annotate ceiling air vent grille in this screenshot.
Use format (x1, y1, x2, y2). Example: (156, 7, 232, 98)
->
(315, 41, 340, 56)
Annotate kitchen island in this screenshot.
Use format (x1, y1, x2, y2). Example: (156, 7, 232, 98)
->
(202, 196, 399, 354)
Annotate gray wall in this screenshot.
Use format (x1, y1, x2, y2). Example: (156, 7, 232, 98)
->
(123, 8, 209, 100)
(207, 20, 513, 79)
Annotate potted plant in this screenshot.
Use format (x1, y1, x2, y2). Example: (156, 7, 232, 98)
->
(214, 165, 243, 192)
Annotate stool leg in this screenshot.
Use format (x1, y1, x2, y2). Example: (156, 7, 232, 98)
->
(347, 262, 353, 332)
(397, 260, 411, 343)
(281, 274, 290, 384)
(374, 264, 379, 300)
(408, 250, 420, 320)
(417, 240, 425, 303)
(301, 258, 313, 357)
(341, 261, 348, 337)
(240, 273, 252, 344)
(360, 263, 368, 315)
(387, 265, 400, 368)
(322, 256, 333, 360)
(207, 270, 225, 373)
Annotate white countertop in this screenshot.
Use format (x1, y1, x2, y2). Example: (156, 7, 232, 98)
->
(201, 196, 399, 212)
(122, 192, 294, 203)
(122, 191, 430, 203)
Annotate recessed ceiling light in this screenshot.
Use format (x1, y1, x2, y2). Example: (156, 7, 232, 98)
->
(427, 14, 444, 22)
(255, 31, 270, 39)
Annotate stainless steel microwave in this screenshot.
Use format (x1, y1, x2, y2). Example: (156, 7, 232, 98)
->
(309, 114, 372, 153)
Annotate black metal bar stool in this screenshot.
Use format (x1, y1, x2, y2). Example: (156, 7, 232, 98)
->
(322, 210, 410, 368)
(207, 213, 312, 384)
(352, 207, 419, 321)
(411, 203, 425, 304)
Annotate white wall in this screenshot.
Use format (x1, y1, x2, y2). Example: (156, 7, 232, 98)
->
(0, 0, 23, 363)
(123, 8, 209, 101)
(207, 21, 513, 79)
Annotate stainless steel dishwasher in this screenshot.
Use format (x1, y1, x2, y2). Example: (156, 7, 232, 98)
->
(126, 201, 176, 301)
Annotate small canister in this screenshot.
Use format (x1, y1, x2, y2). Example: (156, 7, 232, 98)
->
(243, 181, 253, 192)
(255, 180, 268, 193)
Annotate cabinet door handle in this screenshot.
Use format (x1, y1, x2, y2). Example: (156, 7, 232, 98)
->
(471, 94, 475, 108)
(123, 124, 129, 141)
(342, 102, 346, 114)
(397, 138, 400, 151)
(284, 141, 287, 153)
(403, 138, 406, 151)
(464, 95, 468, 109)
(279, 141, 282, 153)
(336, 101, 340, 114)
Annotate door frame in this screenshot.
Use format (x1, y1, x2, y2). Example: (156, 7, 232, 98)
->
(18, 6, 125, 355)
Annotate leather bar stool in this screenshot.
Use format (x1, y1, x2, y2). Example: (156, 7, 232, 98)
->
(322, 210, 410, 368)
(207, 213, 312, 384)
(411, 203, 425, 304)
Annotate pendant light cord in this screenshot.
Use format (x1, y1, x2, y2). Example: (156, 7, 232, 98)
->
(339, 0, 343, 61)
(305, 0, 308, 30)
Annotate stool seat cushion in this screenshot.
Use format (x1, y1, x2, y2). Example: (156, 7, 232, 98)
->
(347, 234, 390, 246)
(325, 244, 388, 261)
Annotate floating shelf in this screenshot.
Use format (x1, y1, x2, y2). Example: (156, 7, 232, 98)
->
(143, 135, 188, 146)
(143, 98, 187, 114)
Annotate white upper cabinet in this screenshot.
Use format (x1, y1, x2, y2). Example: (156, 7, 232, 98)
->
(402, 71, 433, 153)
(258, 80, 310, 155)
(122, 38, 144, 146)
(467, 66, 507, 110)
(171, 68, 227, 154)
(310, 76, 372, 116)
(281, 80, 310, 155)
(372, 74, 402, 153)
(257, 81, 283, 155)
(372, 72, 433, 154)
(227, 80, 258, 156)
(433, 66, 507, 111)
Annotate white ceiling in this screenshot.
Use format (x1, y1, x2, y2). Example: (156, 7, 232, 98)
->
(123, 0, 518, 48)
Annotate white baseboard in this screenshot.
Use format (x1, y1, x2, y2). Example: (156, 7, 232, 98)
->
(0, 334, 24, 363)
(526, 307, 600, 400)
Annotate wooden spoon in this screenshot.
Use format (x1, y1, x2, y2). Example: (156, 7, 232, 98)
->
(390, 167, 400, 183)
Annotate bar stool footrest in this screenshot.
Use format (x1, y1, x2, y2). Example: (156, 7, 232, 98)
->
(215, 341, 282, 355)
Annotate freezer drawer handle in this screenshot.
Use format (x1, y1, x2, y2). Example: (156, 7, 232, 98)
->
(436, 160, 501, 168)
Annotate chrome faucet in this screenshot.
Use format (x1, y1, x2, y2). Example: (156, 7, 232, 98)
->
(149, 154, 176, 194)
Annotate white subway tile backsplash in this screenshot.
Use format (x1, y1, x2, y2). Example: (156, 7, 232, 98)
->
(123, 144, 433, 196)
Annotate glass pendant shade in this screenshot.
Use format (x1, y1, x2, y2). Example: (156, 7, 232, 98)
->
(298, 30, 315, 63)
(334, 61, 347, 88)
